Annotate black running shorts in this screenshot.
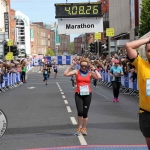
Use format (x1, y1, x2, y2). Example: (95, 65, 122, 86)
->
(139, 112, 150, 138)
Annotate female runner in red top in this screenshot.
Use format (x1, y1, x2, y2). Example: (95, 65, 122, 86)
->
(64, 58, 101, 136)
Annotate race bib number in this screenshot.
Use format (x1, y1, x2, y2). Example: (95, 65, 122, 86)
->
(79, 85, 89, 96)
(146, 79, 150, 96)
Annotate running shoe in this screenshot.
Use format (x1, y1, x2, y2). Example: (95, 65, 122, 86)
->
(113, 98, 116, 102)
(116, 98, 119, 102)
(81, 128, 87, 136)
(74, 127, 81, 136)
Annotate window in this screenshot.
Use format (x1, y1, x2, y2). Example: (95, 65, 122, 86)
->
(12, 28, 15, 35)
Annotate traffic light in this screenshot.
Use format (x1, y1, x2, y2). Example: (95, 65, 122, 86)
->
(90, 43, 96, 53)
(101, 42, 106, 52)
(4, 42, 9, 55)
(10, 46, 19, 56)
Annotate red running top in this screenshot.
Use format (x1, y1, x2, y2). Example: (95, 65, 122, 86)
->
(75, 71, 92, 93)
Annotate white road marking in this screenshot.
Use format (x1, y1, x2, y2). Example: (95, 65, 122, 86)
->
(66, 106, 72, 112)
(62, 95, 66, 98)
(70, 117, 77, 125)
(27, 87, 36, 89)
(94, 91, 109, 100)
(78, 135, 87, 145)
(60, 90, 62, 92)
(61, 92, 64, 94)
(64, 100, 68, 104)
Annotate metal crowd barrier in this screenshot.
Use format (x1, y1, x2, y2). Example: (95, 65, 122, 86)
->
(98, 70, 139, 98)
(0, 64, 32, 93)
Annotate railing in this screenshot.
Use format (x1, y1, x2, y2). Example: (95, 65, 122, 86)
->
(99, 70, 139, 98)
(0, 64, 32, 93)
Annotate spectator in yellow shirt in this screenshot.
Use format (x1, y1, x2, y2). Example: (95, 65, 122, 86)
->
(125, 36, 150, 150)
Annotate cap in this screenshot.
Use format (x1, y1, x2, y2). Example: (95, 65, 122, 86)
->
(114, 59, 119, 63)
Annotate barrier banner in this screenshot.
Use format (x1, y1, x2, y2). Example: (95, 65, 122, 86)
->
(14, 73, 17, 83)
(62, 56, 66, 65)
(133, 78, 137, 90)
(2, 76, 5, 88)
(129, 73, 133, 89)
(46, 57, 51, 62)
(66, 56, 71, 65)
(124, 74, 129, 88)
(4, 74, 8, 86)
(12, 73, 15, 85)
(9, 73, 12, 85)
(33, 58, 39, 66)
(121, 76, 125, 86)
(105, 71, 108, 81)
(16, 73, 19, 83)
(108, 73, 111, 82)
(58, 56, 62, 65)
(101, 71, 105, 81)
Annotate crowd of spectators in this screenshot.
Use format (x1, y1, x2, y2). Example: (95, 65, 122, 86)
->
(74, 53, 137, 82)
(0, 58, 32, 91)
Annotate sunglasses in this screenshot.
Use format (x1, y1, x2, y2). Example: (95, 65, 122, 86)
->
(115, 63, 119, 64)
(81, 65, 88, 68)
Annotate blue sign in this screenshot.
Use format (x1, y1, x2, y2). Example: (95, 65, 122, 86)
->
(46, 56, 51, 62)
(66, 56, 71, 65)
(124, 74, 129, 88)
(58, 56, 62, 65)
(133, 78, 137, 90)
(4, 74, 8, 86)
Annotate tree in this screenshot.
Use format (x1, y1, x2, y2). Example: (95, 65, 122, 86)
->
(138, 0, 150, 37)
(45, 48, 55, 56)
(70, 42, 75, 55)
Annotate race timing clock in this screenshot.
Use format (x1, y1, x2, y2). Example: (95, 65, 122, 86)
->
(55, 2, 102, 18)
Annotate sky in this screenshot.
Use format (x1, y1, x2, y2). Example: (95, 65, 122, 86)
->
(11, 0, 97, 42)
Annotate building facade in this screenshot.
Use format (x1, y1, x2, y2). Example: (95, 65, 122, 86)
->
(16, 11, 30, 55)
(0, 0, 10, 59)
(50, 30, 55, 51)
(74, 35, 82, 54)
(30, 23, 48, 55)
(58, 34, 70, 55)
(10, 9, 16, 44)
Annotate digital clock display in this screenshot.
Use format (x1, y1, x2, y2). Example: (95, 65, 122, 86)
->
(55, 2, 102, 18)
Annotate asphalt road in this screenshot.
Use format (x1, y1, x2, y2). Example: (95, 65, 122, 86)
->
(0, 66, 146, 150)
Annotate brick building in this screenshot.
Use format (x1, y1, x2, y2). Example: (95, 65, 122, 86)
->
(10, 9, 16, 44)
(50, 30, 55, 51)
(58, 34, 70, 55)
(30, 23, 48, 55)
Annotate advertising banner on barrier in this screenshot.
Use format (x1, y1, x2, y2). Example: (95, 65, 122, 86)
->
(133, 78, 137, 90)
(129, 73, 133, 89)
(46, 56, 51, 62)
(4, 74, 8, 86)
(62, 56, 66, 64)
(57, 56, 62, 65)
(124, 74, 129, 88)
(66, 56, 71, 65)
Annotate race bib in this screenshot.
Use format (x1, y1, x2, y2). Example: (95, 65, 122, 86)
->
(79, 85, 89, 96)
(146, 79, 150, 96)
(45, 71, 47, 74)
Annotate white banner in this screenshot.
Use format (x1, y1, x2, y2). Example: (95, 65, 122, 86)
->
(58, 18, 103, 34)
(62, 56, 66, 65)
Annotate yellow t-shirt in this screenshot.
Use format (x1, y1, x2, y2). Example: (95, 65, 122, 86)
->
(132, 55, 150, 112)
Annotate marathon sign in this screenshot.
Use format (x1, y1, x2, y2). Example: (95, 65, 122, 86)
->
(58, 17, 103, 34)
(4, 12, 9, 34)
